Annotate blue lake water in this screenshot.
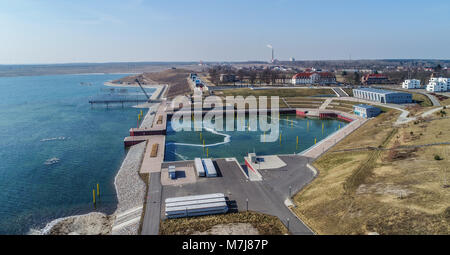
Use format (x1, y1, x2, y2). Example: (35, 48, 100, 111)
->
(0, 74, 153, 234)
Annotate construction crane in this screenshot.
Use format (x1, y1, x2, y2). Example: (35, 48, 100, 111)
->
(135, 78, 150, 101)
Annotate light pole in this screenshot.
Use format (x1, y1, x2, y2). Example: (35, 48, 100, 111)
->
(246, 198, 249, 211)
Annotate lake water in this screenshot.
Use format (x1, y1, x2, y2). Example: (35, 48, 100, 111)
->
(0, 74, 153, 234)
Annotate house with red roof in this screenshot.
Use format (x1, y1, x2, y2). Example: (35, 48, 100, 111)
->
(291, 72, 336, 85)
(361, 73, 388, 85)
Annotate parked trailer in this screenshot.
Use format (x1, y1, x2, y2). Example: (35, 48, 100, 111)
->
(166, 193, 225, 204)
(166, 202, 228, 218)
(165, 198, 227, 208)
(165, 193, 228, 218)
(202, 158, 217, 177)
(194, 158, 205, 177)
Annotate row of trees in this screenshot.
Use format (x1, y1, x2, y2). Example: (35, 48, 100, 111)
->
(340, 67, 450, 85)
(208, 66, 295, 86)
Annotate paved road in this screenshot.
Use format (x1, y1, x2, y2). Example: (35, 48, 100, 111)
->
(421, 104, 450, 118)
(384, 87, 441, 107)
(141, 172, 162, 235)
(422, 92, 440, 106)
(151, 157, 315, 235)
(301, 117, 367, 158)
(260, 156, 314, 199)
(332, 87, 348, 97)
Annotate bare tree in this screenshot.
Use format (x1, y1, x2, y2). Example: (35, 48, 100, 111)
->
(249, 71, 257, 86)
(237, 69, 246, 85)
(270, 70, 278, 85)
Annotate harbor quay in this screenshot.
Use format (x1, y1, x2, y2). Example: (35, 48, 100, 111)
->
(114, 94, 366, 235)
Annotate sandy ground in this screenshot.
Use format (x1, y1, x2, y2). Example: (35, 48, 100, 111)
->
(192, 223, 259, 235)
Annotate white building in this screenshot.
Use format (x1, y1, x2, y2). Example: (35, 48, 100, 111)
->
(292, 72, 318, 84)
(353, 88, 412, 104)
(402, 79, 421, 89)
(291, 72, 336, 85)
(426, 77, 449, 92)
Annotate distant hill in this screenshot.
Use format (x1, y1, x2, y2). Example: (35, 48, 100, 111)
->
(0, 62, 199, 77)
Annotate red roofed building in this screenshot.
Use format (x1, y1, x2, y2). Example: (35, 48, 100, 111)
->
(292, 72, 336, 85)
(361, 73, 388, 84)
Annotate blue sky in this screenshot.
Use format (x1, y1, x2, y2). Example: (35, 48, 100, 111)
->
(1, 0, 449, 64)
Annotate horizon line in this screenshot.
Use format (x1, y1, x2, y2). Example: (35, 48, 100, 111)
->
(1, 58, 450, 66)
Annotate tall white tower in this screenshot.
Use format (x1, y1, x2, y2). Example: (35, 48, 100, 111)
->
(267, 44, 274, 63)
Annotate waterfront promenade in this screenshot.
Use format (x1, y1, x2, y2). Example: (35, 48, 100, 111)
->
(111, 85, 167, 235)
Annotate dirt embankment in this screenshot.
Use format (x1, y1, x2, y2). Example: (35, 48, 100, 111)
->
(292, 111, 450, 234)
(192, 223, 259, 235)
(159, 211, 288, 235)
(113, 69, 193, 98)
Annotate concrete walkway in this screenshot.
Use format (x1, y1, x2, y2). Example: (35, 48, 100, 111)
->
(141, 172, 162, 235)
(332, 87, 349, 97)
(111, 82, 166, 235)
(282, 97, 291, 109)
(301, 117, 367, 158)
(319, 98, 333, 110)
(423, 92, 440, 106)
(421, 104, 450, 118)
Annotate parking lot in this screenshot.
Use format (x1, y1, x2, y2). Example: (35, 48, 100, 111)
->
(142, 155, 316, 235)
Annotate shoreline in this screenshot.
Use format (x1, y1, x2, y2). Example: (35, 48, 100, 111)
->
(29, 212, 113, 235)
(35, 82, 163, 235)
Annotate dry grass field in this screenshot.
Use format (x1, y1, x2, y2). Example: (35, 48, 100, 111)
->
(292, 110, 450, 234)
(220, 88, 334, 98)
(216, 88, 334, 109)
(217, 96, 289, 109)
(439, 97, 450, 106)
(159, 211, 289, 235)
